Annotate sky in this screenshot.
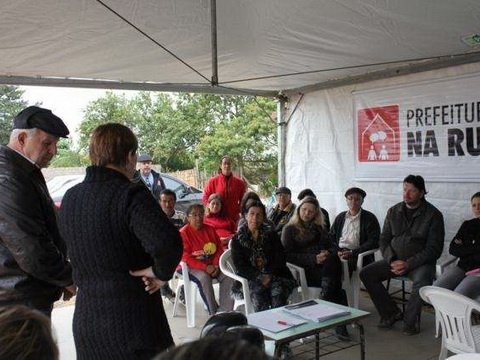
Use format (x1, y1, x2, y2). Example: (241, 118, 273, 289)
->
(20, 86, 139, 143)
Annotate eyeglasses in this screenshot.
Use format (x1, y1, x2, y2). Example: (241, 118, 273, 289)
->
(188, 213, 204, 218)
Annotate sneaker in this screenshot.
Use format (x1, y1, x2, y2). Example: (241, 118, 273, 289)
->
(378, 311, 403, 329)
(161, 285, 176, 303)
(403, 323, 420, 336)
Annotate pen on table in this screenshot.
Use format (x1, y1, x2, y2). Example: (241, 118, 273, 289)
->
(277, 320, 295, 326)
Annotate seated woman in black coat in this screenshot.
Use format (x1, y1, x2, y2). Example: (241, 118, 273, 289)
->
(281, 196, 343, 303)
(231, 201, 296, 312)
(281, 196, 349, 339)
(434, 192, 480, 301)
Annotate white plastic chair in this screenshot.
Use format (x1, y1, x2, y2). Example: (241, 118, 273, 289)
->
(219, 249, 254, 315)
(172, 261, 197, 328)
(420, 286, 480, 360)
(341, 248, 380, 308)
(286, 262, 322, 301)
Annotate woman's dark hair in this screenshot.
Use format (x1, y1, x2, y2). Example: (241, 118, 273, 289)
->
(471, 192, 480, 201)
(205, 193, 227, 217)
(240, 191, 261, 215)
(297, 188, 316, 201)
(245, 200, 266, 217)
(89, 123, 138, 167)
(0, 305, 59, 360)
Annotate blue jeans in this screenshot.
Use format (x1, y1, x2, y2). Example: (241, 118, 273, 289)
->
(434, 265, 480, 301)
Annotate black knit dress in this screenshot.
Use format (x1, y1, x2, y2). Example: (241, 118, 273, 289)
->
(59, 166, 182, 360)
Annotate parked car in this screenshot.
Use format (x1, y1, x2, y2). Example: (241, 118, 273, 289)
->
(47, 173, 203, 213)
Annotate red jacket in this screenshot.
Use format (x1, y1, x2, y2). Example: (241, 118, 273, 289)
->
(179, 223, 223, 271)
(202, 173, 247, 224)
(204, 213, 236, 249)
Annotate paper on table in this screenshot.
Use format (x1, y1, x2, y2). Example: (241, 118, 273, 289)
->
(247, 311, 307, 333)
(284, 302, 350, 322)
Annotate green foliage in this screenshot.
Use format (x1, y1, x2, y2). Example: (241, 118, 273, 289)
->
(50, 139, 89, 167)
(0, 86, 29, 144)
(77, 91, 278, 195)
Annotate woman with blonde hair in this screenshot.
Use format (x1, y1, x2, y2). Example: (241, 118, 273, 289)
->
(281, 196, 349, 339)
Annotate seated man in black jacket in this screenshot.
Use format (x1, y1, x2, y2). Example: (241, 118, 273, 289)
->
(330, 187, 380, 274)
(360, 175, 444, 336)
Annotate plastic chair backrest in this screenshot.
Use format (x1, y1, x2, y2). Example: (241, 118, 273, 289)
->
(219, 249, 254, 315)
(420, 286, 480, 358)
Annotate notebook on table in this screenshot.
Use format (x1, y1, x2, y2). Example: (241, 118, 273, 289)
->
(284, 300, 351, 322)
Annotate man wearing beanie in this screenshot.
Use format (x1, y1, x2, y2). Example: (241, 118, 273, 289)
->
(0, 106, 75, 316)
(360, 175, 444, 336)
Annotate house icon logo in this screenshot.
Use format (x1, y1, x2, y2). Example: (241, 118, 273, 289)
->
(357, 105, 400, 162)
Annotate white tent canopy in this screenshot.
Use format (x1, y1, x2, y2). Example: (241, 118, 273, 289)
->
(1, 0, 480, 96)
(2, 0, 479, 245)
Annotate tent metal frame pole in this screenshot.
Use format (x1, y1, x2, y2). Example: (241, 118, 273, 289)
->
(277, 95, 287, 187)
(210, 0, 218, 86)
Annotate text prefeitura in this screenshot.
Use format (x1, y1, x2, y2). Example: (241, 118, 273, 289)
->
(406, 101, 480, 157)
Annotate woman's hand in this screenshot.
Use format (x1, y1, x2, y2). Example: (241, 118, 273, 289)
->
(130, 266, 165, 294)
(206, 264, 221, 278)
(62, 285, 77, 301)
(316, 250, 329, 264)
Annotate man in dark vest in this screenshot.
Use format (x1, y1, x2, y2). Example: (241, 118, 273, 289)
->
(133, 154, 166, 200)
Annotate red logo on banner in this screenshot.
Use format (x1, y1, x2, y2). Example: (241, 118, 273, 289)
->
(357, 105, 400, 162)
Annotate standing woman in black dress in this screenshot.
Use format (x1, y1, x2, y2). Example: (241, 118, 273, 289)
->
(59, 123, 182, 360)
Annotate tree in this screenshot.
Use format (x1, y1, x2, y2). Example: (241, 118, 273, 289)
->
(78, 91, 138, 152)
(0, 86, 28, 144)
(50, 139, 89, 167)
(196, 95, 277, 193)
(77, 91, 278, 195)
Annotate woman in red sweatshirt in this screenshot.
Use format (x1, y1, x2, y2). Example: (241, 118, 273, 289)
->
(179, 204, 234, 315)
(203, 193, 236, 250)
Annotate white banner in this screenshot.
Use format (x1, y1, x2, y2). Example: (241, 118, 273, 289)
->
(353, 73, 480, 182)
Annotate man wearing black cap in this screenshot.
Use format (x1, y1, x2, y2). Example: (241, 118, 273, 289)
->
(330, 187, 380, 272)
(133, 154, 166, 200)
(360, 175, 444, 336)
(0, 106, 75, 316)
(267, 186, 296, 235)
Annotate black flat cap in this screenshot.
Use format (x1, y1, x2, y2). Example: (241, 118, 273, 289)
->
(345, 187, 367, 198)
(13, 106, 69, 138)
(137, 154, 153, 162)
(275, 186, 291, 195)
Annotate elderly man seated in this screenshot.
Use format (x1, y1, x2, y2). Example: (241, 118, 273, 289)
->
(330, 187, 380, 274)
